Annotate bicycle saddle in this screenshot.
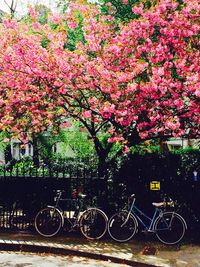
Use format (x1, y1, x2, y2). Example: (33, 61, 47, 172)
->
(78, 193, 87, 199)
(152, 202, 165, 207)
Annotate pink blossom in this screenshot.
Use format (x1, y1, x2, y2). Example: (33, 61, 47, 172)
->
(49, 13, 62, 24)
(105, 2, 112, 8)
(0, 99, 4, 107)
(80, 127, 86, 132)
(122, 0, 129, 5)
(58, 86, 66, 95)
(47, 113, 54, 119)
(61, 121, 72, 128)
(152, 67, 165, 77)
(68, 21, 78, 30)
(82, 110, 92, 119)
(3, 138, 10, 143)
(108, 136, 124, 143)
(2, 19, 17, 29)
(32, 22, 40, 31)
(28, 6, 37, 19)
(20, 135, 30, 144)
(165, 119, 180, 131)
(110, 91, 121, 99)
(32, 119, 40, 126)
(132, 5, 143, 15)
(195, 89, 200, 97)
(101, 104, 115, 119)
(127, 83, 138, 92)
(123, 146, 129, 153)
(139, 132, 148, 139)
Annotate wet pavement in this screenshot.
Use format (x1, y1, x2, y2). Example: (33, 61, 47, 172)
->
(0, 232, 200, 267)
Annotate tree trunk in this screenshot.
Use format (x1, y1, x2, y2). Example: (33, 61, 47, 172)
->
(98, 153, 109, 178)
(96, 149, 110, 211)
(126, 127, 142, 147)
(160, 140, 169, 152)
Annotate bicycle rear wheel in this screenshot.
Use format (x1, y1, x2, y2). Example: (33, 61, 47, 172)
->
(154, 211, 186, 245)
(79, 208, 108, 240)
(34, 207, 63, 237)
(108, 211, 138, 242)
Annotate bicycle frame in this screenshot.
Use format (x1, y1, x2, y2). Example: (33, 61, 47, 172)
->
(127, 198, 164, 232)
(52, 192, 84, 230)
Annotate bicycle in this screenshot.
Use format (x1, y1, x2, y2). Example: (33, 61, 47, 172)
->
(34, 190, 108, 240)
(108, 194, 187, 245)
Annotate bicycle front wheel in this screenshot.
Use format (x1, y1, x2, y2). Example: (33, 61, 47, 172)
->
(154, 211, 186, 245)
(79, 208, 108, 240)
(34, 207, 63, 237)
(108, 211, 138, 242)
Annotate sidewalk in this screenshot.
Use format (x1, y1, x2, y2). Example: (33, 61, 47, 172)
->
(0, 231, 199, 267)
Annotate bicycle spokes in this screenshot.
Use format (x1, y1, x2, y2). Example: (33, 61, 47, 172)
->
(154, 212, 186, 245)
(80, 209, 108, 240)
(35, 208, 63, 237)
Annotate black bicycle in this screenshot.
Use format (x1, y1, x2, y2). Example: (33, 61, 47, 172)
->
(34, 190, 108, 240)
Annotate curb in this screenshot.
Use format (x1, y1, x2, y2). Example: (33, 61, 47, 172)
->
(0, 241, 158, 267)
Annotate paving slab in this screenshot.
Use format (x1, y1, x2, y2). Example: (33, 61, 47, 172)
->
(0, 232, 199, 267)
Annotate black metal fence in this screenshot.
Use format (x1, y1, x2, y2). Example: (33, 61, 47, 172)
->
(0, 162, 103, 231)
(0, 151, 200, 240)
(0, 159, 97, 179)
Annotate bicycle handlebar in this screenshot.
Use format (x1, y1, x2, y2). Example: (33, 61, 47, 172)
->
(54, 190, 87, 202)
(163, 196, 175, 208)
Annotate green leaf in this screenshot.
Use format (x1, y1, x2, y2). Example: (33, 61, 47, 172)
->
(41, 38, 50, 48)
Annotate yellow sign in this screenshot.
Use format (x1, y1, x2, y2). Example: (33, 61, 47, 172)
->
(150, 181, 160, 191)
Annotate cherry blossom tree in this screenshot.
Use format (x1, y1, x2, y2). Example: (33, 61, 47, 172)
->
(0, 0, 199, 173)
(53, 0, 200, 148)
